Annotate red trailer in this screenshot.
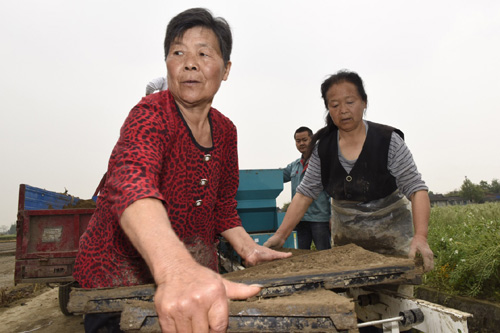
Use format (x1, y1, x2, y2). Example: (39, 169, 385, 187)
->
(15, 184, 95, 315)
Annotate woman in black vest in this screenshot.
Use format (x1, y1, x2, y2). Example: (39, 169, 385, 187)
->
(264, 70, 434, 272)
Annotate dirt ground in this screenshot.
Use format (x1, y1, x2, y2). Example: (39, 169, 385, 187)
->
(0, 255, 85, 333)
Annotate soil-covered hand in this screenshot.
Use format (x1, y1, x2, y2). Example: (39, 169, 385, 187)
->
(154, 265, 261, 332)
(242, 244, 292, 267)
(408, 234, 434, 272)
(262, 234, 286, 249)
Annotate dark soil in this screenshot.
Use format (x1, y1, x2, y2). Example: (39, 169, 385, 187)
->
(63, 199, 96, 209)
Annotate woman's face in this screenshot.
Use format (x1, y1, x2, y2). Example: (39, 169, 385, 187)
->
(166, 26, 231, 109)
(326, 81, 367, 133)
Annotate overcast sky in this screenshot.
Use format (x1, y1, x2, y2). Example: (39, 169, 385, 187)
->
(1, 0, 499, 229)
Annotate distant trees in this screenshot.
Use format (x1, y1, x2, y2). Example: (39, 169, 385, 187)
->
(0, 224, 16, 235)
(444, 189, 461, 197)
(281, 177, 500, 209)
(445, 177, 500, 203)
(486, 179, 500, 193)
(460, 177, 485, 203)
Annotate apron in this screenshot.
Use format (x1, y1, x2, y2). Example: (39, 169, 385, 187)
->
(331, 190, 413, 256)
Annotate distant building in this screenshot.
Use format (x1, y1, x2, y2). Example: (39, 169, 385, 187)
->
(429, 194, 471, 207)
(484, 193, 500, 202)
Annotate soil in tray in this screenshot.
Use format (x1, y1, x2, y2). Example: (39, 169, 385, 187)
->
(63, 199, 96, 209)
(225, 243, 415, 282)
(231, 288, 354, 315)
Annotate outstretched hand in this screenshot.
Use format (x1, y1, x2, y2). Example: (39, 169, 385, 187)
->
(154, 265, 261, 333)
(262, 234, 286, 249)
(243, 244, 292, 267)
(408, 234, 434, 272)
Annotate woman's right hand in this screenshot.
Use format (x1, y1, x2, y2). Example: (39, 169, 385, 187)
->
(263, 193, 313, 249)
(262, 234, 286, 248)
(154, 264, 261, 333)
(121, 199, 261, 332)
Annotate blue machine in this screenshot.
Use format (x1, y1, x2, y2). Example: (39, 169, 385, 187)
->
(236, 169, 296, 249)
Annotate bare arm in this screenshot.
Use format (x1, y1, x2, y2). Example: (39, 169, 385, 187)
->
(221, 226, 292, 266)
(120, 198, 261, 332)
(408, 190, 434, 272)
(263, 192, 313, 248)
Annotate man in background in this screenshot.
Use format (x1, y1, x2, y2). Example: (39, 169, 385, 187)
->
(282, 127, 331, 250)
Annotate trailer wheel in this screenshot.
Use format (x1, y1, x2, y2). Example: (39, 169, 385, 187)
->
(58, 282, 77, 316)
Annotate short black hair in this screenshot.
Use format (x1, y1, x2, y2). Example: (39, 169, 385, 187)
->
(164, 8, 232, 65)
(294, 126, 313, 138)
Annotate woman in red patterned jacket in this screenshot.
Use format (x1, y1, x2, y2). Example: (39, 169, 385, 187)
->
(73, 8, 290, 333)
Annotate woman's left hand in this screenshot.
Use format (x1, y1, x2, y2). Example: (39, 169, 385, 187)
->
(242, 245, 292, 267)
(408, 234, 434, 272)
(221, 227, 292, 268)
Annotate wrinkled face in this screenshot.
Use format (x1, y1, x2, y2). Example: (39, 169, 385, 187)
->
(326, 82, 367, 132)
(166, 26, 231, 108)
(294, 131, 311, 155)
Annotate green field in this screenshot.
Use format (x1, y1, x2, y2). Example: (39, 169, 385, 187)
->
(0, 234, 15, 241)
(423, 202, 500, 302)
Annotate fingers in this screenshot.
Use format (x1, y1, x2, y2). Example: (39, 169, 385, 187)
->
(156, 298, 192, 333)
(205, 297, 228, 333)
(423, 256, 434, 272)
(244, 246, 292, 267)
(262, 239, 273, 248)
(155, 279, 259, 332)
(154, 270, 231, 333)
(274, 250, 292, 259)
(262, 235, 284, 248)
(408, 244, 417, 259)
(223, 279, 262, 300)
(157, 300, 227, 333)
(408, 237, 435, 272)
(422, 248, 435, 272)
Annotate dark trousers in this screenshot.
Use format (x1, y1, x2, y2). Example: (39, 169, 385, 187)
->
(295, 221, 331, 250)
(84, 313, 123, 333)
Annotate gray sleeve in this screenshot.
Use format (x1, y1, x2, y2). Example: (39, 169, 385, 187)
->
(388, 132, 428, 198)
(296, 145, 324, 199)
(145, 77, 167, 95)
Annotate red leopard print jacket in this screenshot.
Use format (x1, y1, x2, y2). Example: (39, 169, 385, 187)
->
(73, 90, 241, 288)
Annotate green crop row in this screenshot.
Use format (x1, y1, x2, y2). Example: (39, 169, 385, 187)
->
(422, 202, 500, 302)
(0, 234, 16, 241)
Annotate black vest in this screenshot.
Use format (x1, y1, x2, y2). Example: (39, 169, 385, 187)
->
(318, 121, 404, 203)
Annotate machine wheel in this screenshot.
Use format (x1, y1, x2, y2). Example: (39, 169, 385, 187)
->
(58, 282, 77, 316)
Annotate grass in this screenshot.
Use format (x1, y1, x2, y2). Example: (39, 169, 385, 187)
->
(422, 202, 500, 302)
(0, 235, 15, 242)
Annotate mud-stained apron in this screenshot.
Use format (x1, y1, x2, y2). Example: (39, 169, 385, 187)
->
(331, 190, 413, 256)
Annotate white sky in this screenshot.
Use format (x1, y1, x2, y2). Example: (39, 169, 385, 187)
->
(1, 0, 499, 229)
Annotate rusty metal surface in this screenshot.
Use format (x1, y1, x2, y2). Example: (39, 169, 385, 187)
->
(68, 284, 156, 314)
(66, 247, 421, 331)
(69, 285, 359, 332)
(118, 296, 357, 332)
(257, 267, 420, 298)
(17, 209, 94, 259)
(15, 209, 93, 284)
